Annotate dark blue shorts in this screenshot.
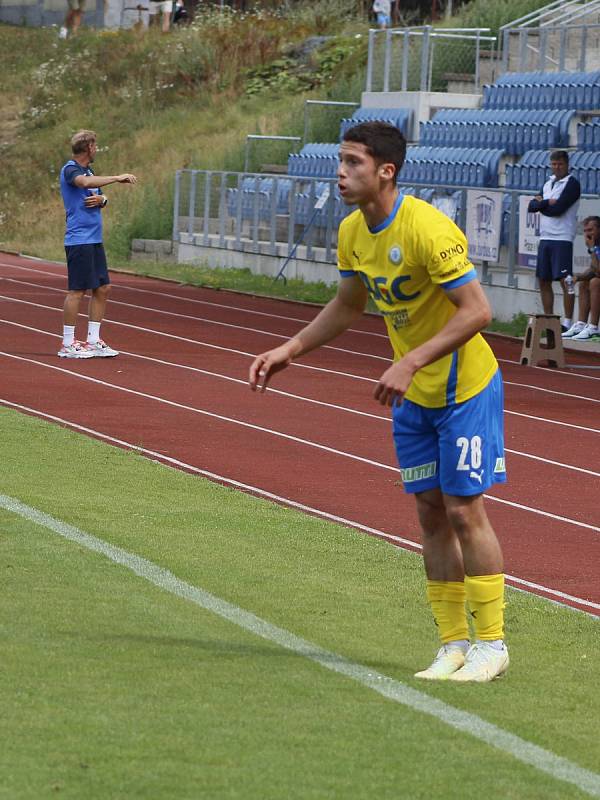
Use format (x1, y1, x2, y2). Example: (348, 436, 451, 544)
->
(392, 370, 507, 497)
(536, 240, 573, 281)
(65, 243, 109, 291)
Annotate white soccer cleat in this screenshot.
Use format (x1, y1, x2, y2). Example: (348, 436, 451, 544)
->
(561, 321, 586, 338)
(414, 643, 467, 680)
(59, 26, 68, 39)
(83, 339, 119, 357)
(58, 341, 95, 359)
(571, 323, 600, 341)
(447, 641, 509, 683)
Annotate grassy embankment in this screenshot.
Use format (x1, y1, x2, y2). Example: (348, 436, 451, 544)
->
(1, 0, 547, 332)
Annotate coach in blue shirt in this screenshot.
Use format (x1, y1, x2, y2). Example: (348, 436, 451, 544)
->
(58, 129, 137, 358)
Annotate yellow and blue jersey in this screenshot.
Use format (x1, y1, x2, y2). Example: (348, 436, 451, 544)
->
(338, 194, 497, 408)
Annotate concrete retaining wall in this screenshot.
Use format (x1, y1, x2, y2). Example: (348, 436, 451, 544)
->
(130, 236, 550, 321)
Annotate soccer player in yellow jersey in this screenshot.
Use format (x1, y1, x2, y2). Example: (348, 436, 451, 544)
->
(249, 122, 509, 682)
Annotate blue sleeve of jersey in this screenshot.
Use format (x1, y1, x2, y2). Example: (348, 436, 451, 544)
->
(441, 268, 477, 291)
(339, 269, 355, 278)
(64, 163, 86, 186)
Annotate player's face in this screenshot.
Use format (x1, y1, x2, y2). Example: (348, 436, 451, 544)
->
(550, 158, 568, 179)
(583, 220, 600, 246)
(338, 142, 384, 205)
(87, 140, 97, 163)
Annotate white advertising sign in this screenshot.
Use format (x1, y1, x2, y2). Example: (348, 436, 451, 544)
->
(465, 190, 503, 263)
(518, 195, 540, 268)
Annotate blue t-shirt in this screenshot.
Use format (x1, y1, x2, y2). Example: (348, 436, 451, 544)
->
(60, 160, 104, 246)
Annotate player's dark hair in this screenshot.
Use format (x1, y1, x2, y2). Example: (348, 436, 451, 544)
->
(550, 149, 569, 164)
(583, 215, 600, 227)
(342, 121, 407, 181)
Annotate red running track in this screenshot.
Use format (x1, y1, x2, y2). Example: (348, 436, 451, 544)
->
(1, 251, 599, 616)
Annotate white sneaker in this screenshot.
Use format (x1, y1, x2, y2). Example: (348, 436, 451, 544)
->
(572, 323, 600, 341)
(83, 339, 119, 357)
(561, 321, 586, 338)
(58, 340, 94, 359)
(59, 26, 68, 39)
(447, 641, 509, 683)
(414, 643, 467, 680)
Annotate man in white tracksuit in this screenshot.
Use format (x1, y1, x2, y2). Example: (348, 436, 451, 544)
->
(528, 150, 581, 331)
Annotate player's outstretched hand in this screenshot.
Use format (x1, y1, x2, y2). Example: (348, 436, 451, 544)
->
(117, 174, 138, 184)
(249, 342, 299, 392)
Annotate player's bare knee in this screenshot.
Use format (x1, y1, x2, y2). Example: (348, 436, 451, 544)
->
(444, 502, 481, 540)
(415, 491, 447, 536)
(95, 284, 111, 299)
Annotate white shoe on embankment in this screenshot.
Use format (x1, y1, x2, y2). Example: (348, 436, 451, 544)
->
(562, 321, 586, 338)
(572, 324, 600, 341)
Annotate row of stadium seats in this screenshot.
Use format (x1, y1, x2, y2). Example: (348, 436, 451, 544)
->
(225, 175, 452, 230)
(577, 119, 600, 151)
(402, 147, 503, 188)
(492, 70, 600, 86)
(288, 145, 340, 178)
(505, 149, 600, 194)
(338, 107, 412, 140)
(420, 109, 574, 154)
(483, 70, 600, 111)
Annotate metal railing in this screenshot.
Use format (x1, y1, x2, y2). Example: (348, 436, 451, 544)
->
(173, 168, 589, 287)
(365, 26, 496, 93)
(498, 0, 600, 73)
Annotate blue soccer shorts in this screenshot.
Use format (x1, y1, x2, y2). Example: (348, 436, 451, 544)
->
(65, 243, 109, 291)
(536, 239, 573, 281)
(392, 369, 507, 496)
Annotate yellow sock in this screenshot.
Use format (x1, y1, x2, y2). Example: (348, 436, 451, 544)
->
(464, 574, 505, 641)
(426, 580, 468, 644)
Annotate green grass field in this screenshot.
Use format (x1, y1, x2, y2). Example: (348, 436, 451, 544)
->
(1, 406, 599, 799)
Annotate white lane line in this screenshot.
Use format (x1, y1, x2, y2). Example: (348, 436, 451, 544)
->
(2, 398, 598, 617)
(2, 317, 600, 478)
(0, 277, 392, 362)
(1, 351, 599, 536)
(497, 357, 600, 383)
(504, 379, 600, 405)
(5, 276, 600, 406)
(0, 260, 390, 339)
(1, 494, 599, 798)
(3, 293, 600, 422)
(4, 259, 600, 386)
(0, 350, 390, 471)
(0, 298, 371, 383)
(504, 408, 600, 434)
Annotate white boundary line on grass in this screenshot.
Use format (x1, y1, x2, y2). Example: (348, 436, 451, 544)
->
(2, 398, 599, 617)
(1, 491, 599, 798)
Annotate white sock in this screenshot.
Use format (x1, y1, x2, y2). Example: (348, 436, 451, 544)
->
(563, 318, 572, 328)
(446, 639, 470, 653)
(87, 321, 101, 343)
(478, 639, 505, 651)
(63, 325, 75, 347)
